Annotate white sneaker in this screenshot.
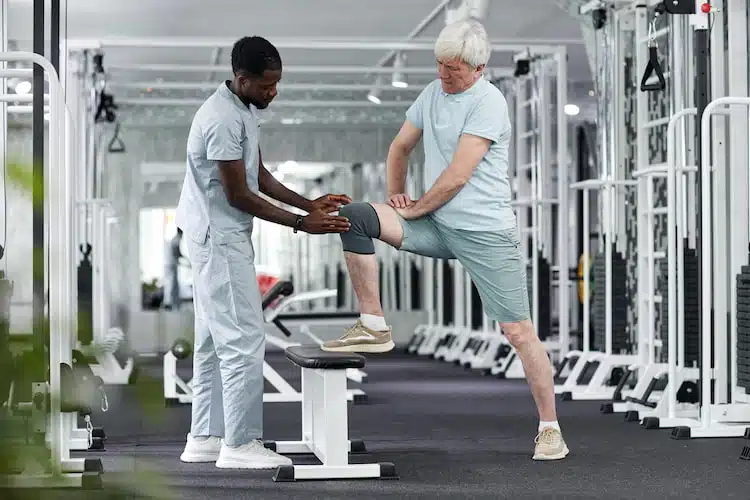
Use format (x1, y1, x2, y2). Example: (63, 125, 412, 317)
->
(180, 434, 223, 463)
(215, 440, 293, 469)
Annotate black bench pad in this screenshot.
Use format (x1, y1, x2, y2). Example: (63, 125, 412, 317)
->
(285, 345, 365, 370)
(277, 311, 360, 321)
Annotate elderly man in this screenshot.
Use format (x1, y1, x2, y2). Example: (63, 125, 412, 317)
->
(322, 20, 569, 461)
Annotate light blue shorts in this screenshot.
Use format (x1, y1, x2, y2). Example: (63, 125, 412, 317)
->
(398, 215, 530, 324)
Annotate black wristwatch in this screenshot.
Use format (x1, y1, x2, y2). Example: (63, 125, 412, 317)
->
(293, 215, 304, 233)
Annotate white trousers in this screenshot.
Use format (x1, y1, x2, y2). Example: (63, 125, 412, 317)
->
(184, 228, 265, 446)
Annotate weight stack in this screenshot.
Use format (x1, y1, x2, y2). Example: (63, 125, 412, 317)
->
(77, 254, 94, 346)
(683, 246, 700, 366)
(442, 260, 454, 326)
(736, 258, 750, 392)
(526, 252, 552, 340)
(0, 277, 13, 406)
(591, 245, 629, 352)
(410, 261, 422, 310)
(658, 242, 701, 365)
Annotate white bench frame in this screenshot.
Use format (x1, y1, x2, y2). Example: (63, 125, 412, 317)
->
(270, 351, 397, 482)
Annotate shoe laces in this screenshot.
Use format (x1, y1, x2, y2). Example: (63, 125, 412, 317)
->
(340, 321, 367, 340)
(248, 440, 282, 457)
(534, 428, 558, 446)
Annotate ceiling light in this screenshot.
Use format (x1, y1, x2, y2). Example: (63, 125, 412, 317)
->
(392, 52, 408, 88)
(564, 104, 580, 116)
(367, 76, 383, 104)
(14, 80, 31, 94)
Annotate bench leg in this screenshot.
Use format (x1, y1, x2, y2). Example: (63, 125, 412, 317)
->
(271, 368, 397, 481)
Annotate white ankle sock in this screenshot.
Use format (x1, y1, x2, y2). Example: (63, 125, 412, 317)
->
(538, 420, 560, 432)
(360, 313, 388, 331)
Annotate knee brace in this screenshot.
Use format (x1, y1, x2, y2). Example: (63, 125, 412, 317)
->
(339, 202, 381, 254)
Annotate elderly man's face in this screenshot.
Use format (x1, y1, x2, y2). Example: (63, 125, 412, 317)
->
(436, 57, 484, 94)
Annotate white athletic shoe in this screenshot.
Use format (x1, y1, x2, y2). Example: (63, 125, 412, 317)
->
(215, 440, 293, 469)
(180, 434, 223, 463)
(532, 427, 570, 461)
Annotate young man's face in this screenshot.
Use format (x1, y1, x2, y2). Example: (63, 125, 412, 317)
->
(239, 69, 282, 109)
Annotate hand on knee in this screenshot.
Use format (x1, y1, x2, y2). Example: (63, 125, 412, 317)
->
(501, 320, 538, 350)
(339, 203, 381, 255)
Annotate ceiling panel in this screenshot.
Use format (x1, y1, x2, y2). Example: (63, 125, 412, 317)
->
(6, 0, 592, 126)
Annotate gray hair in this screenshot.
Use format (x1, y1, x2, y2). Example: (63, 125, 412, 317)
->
(434, 19, 491, 68)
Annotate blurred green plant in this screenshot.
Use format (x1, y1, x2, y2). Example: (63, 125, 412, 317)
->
(1, 159, 178, 497)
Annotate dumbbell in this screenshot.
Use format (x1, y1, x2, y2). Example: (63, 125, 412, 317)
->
(171, 338, 193, 360)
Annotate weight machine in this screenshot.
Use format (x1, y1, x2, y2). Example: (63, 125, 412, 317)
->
(0, 50, 104, 489)
(556, 179, 638, 401)
(75, 199, 135, 385)
(591, 2, 703, 416)
(509, 46, 571, 371)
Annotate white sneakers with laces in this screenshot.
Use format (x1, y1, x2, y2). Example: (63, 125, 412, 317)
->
(216, 440, 292, 469)
(180, 434, 292, 469)
(180, 434, 223, 463)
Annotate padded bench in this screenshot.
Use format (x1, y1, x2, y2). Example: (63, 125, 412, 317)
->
(267, 345, 397, 482)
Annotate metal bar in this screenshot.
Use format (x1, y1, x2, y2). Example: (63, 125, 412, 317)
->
(643, 116, 673, 129)
(709, 7, 729, 406)
(699, 97, 750, 429)
(569, 179, 638, 189)
(51, 0, 59, 72)
(32, 0, 45, 386)
(0, 68, 33, 77)
(631, 163, 668, 177)
(583, 191, 590, 352)
(7, 104, 49, 113)
(726, 0, 749, 402)
(693, 0, 710, 424)
(1, 50, 64, 472)
(1, 0, 5, 276)
(104, 63, 515, 76)
(0, 94, 49, 102)
(635, 4, 649, 361)
(117, 98, 412, 107)
(67, 37, 575, 52)
(109, 82, 427, 92)
(529, 75, 539, 332)
(556, 47, 569, 356)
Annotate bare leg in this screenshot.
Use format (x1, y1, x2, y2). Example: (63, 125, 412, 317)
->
(501, 320, 557, 422)
(343, 203, 404, 316)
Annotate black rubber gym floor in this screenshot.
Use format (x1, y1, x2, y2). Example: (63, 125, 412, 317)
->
(68, 352, 745, 499)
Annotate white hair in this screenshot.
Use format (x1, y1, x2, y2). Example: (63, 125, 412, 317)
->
(434, 19, 491, 68)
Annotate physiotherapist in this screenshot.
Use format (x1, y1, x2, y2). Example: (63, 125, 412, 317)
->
(175, 35, 352, 469)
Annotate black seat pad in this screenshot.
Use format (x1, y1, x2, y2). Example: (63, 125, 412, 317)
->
(285, 345, 365, 370)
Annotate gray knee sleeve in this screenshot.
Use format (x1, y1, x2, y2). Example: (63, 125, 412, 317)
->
(339, 202, 381, 254)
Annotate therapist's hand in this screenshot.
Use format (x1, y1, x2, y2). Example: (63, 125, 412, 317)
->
(301, 211, 351, 234)
(309, 194, 352, 214)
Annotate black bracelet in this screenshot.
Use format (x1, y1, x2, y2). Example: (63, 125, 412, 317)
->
(293, 215, 304, 233)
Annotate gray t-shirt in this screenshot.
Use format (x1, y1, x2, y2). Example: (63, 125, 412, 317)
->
(406, 77, 516, 231)
(176, 82, 261, 244)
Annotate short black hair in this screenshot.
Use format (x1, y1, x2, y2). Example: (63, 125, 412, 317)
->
(231, 36, 282, 77)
